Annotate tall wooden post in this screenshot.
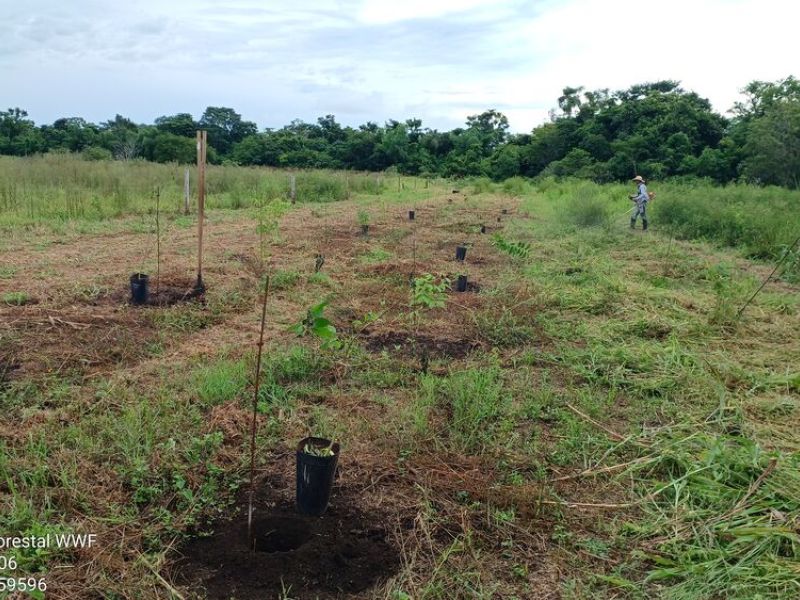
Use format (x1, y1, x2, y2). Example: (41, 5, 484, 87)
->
(183, 168, 190, 215)
(289, 174, 296, 204)
(196, 130, 207, 291)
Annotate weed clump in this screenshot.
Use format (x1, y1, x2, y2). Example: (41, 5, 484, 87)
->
(564, 195, 611, 228)
(627, 431, 800, 599)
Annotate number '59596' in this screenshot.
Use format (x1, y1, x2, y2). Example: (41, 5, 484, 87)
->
(0, 577, 48, 592)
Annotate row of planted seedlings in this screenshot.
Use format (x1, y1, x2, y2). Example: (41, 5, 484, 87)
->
(177, 184, 518, 596)
(407, 188, 511, 293)
(291, 188, 512, 504)
(184, 180, 798, 597)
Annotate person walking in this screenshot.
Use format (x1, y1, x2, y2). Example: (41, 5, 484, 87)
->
(629, 175, 651, 230)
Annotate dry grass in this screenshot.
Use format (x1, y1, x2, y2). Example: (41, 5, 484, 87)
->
(1, 179, 798, 599)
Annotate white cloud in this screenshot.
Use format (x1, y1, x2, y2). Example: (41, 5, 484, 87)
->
(1, 0, 798, 132)
(357, 0, 505, 24)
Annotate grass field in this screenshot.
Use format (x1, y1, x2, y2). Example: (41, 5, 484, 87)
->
(1, 157, 799, 599)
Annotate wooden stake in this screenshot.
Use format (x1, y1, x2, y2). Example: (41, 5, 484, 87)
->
(155, 187, 161, 297)
(289, 174, 296, 204)
(196, 130, 207, 291)
(183, 168, 190, 215)
(247, 274, 271, 548)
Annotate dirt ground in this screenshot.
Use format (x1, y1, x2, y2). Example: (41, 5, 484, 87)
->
(2, 192, 580, 598)
(7, 189, 790, 599)
(0, 192, 509, 385)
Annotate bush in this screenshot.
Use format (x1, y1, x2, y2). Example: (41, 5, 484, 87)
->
(82, 147, 112, 161)
(501, 176, 530, 196)
(469, 177, 495, 195)
(561, 183, 612, 228)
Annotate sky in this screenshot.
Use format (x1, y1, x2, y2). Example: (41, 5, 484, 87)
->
(1, 0, 798, 133)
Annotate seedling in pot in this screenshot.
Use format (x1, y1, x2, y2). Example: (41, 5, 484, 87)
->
(480, 225, 487, 234)
(303, 441, 336, 457)
(456, 245, 467, 261)
(456, 274, 468, 292)
(408, 210, 415, 220)
(296, 436, 340, 516)
(130, 272, 149, 305)
(314, 253, 325, 273)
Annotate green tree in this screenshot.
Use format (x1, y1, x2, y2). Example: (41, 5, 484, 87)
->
(155, 113, 197, 137)
(99, 114, 141, 160)
(558, 86, 585, 117)
(148, 131, 197, 163)
(43, 117, 98, 152)
(0, 108, 43, 155)
(465, 109, 509, 153)
(199, 107, 258, 155)
(487, 143, 521, 180)
(743, 101, 800, 188)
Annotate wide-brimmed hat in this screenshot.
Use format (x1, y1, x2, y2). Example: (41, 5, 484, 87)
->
(632, 175, 645, 182)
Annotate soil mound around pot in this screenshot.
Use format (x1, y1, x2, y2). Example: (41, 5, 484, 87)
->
(175, 497, 400, 599)
(362, 331, 480, 359)
(104, 277, 205, 307)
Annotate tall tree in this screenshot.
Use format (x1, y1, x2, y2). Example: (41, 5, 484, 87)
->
(743, 101, 800, 188)
(199, 107, 258, 155)
(155, 113, 198, 138)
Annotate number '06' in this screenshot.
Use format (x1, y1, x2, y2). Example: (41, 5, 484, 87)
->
(0, 556, 18, 570)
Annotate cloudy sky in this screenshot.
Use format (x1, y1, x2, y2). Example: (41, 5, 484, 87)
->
(2, 0, 798, 132)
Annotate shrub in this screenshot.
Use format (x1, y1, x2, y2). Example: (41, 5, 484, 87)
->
(562, 184, 612, 228)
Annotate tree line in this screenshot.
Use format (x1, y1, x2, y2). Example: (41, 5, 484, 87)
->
(1, 77, 798, 188)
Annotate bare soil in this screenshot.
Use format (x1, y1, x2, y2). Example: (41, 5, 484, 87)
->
(362, 331, 482, 359)
(175, 478, 400, 599)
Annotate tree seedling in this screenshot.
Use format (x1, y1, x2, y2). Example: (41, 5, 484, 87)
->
(411, 274, 449, 310)
(291, 301, 339, 349)
(302, 441, 336, 457)
(358, 210, 370, 235)
(490, 233, 530, 259)
(409, 273, 449, 373)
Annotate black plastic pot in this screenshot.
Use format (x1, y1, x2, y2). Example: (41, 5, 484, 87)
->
(130, 273, 149, 305)
(502, 208, 508, 214)
(315, 253, 325, 273)
(296, 437, 340, 517)
(361, 224, 369, 236)
(480, 225, 486, 234)
(496, 216, 501, 222)
(456, 274, 468, 292)
(409, 210, 415, 220)
(455, 245, 467, 261)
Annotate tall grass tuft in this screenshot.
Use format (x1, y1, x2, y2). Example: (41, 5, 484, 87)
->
(557, 180, 615, 228)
